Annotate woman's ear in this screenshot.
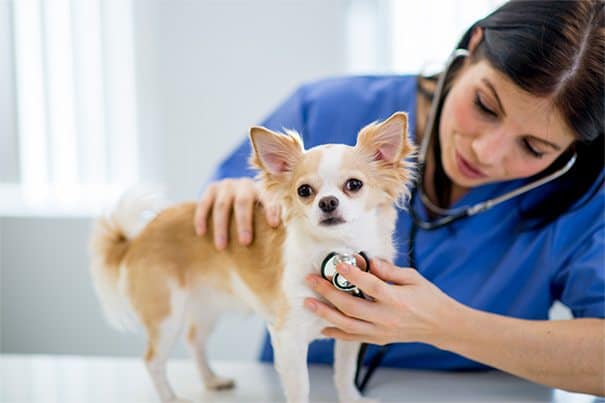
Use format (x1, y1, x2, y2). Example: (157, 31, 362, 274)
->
(468, 27, 484, 54)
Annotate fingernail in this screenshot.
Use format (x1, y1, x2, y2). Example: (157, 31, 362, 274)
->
(215, 235, 226, 250)
(304, 299, 317, 312)
(337, 263, 350, 274)
(239, 230, 251, 244)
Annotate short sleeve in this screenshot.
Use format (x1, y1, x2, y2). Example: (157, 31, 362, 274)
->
(552, 219, 605, 318)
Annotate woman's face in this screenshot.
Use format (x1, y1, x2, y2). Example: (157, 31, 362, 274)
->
(438, 60, 575, 190)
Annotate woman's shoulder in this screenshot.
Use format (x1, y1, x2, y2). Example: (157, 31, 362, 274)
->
(297, 74, 418, 110)
(547, 177, 604, 253)
(300, 74, 417, 91)
(547, 177, 604, 318)
(290, 75, 420, 145)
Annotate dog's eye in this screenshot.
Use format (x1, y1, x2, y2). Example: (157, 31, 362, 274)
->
(297, 184, 313, 198)
(345, 178, 363, 192)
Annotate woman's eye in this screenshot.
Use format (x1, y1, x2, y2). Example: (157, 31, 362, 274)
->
(522, 138, 544, 158)
(473, 94, 497, 118)
(345, 178, 363, 192)
(297, 184, 313, 198)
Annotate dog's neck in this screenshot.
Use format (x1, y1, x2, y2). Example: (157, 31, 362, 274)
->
(281, 205, 397, 279)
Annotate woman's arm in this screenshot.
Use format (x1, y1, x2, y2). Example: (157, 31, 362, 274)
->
(304, 259, 605, 396)
(443, 302, 605, 396)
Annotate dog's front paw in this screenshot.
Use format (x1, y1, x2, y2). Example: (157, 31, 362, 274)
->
(205, 375, 236, 391)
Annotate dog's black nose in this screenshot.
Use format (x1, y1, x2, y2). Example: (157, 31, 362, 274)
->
(318, 196, 339, 213)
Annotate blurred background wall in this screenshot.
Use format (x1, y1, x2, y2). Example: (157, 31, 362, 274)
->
(1, 0, 524, 362)
(1, 0, 350, 361)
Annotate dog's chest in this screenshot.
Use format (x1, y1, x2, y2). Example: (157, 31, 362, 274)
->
(279, 229, 391, 311)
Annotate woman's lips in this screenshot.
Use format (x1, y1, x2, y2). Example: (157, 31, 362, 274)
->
(456, 151, 487, 179)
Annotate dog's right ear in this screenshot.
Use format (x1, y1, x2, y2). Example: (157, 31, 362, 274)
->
(249, 127, 304, 176)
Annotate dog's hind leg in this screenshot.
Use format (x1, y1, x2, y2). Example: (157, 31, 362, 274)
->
(185, 312, 235, 391)
(143, 291, 189, 403)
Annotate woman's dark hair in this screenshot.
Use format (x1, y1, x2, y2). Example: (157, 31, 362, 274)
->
(428, 0, 604, 228)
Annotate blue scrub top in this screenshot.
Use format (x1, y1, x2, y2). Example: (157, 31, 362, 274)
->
(209, 75, 605, 371)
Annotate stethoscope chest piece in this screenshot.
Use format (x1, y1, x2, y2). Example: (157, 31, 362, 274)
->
(320, 251, 370, 295)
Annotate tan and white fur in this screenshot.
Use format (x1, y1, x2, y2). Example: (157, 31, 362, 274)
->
(89, 112, 415, 403)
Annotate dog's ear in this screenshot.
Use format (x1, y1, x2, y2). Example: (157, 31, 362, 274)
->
(355, 112, 413, 164)
(355, 112, 416, 207)
(249, 126, 304, 175)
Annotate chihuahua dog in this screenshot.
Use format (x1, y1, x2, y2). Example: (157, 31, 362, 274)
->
(90, 111, 415, 403)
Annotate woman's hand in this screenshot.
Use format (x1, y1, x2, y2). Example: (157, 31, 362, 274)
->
(194, 178, 281, 250)
(304, 258, 459, 346)
(306, 259, 605, 395)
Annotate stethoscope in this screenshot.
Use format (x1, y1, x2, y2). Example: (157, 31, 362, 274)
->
(320, 251, 370, 296)
(351, 48, 578, 393)
(409, 152, 577, 231)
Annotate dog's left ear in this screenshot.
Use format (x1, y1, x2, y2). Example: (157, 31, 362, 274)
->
(355, 112, 414, 164)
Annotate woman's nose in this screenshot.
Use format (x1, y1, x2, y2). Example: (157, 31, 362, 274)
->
(470, 130, 509, 166)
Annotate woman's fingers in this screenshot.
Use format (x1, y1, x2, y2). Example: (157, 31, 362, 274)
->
(304, 296, 375, 335)
(334, 263, 390, 300)
(194, 183, 217, 236)
(258, 189, 281, 228)
(368, 259, 420, 285)
(195, 178, 269, 249)
(353, 253, 368, 271)
(321, 327, 365, 341)
(264, 203, 281, 227)
(211, 183, 237, 250)
(305, 275, 380, 320)
(233, 186, 256, 245)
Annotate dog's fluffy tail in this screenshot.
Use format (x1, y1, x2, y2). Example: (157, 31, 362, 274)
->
(89, 187, 167, 331)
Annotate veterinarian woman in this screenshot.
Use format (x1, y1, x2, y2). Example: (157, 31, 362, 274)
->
(194, 0, 605, 396)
